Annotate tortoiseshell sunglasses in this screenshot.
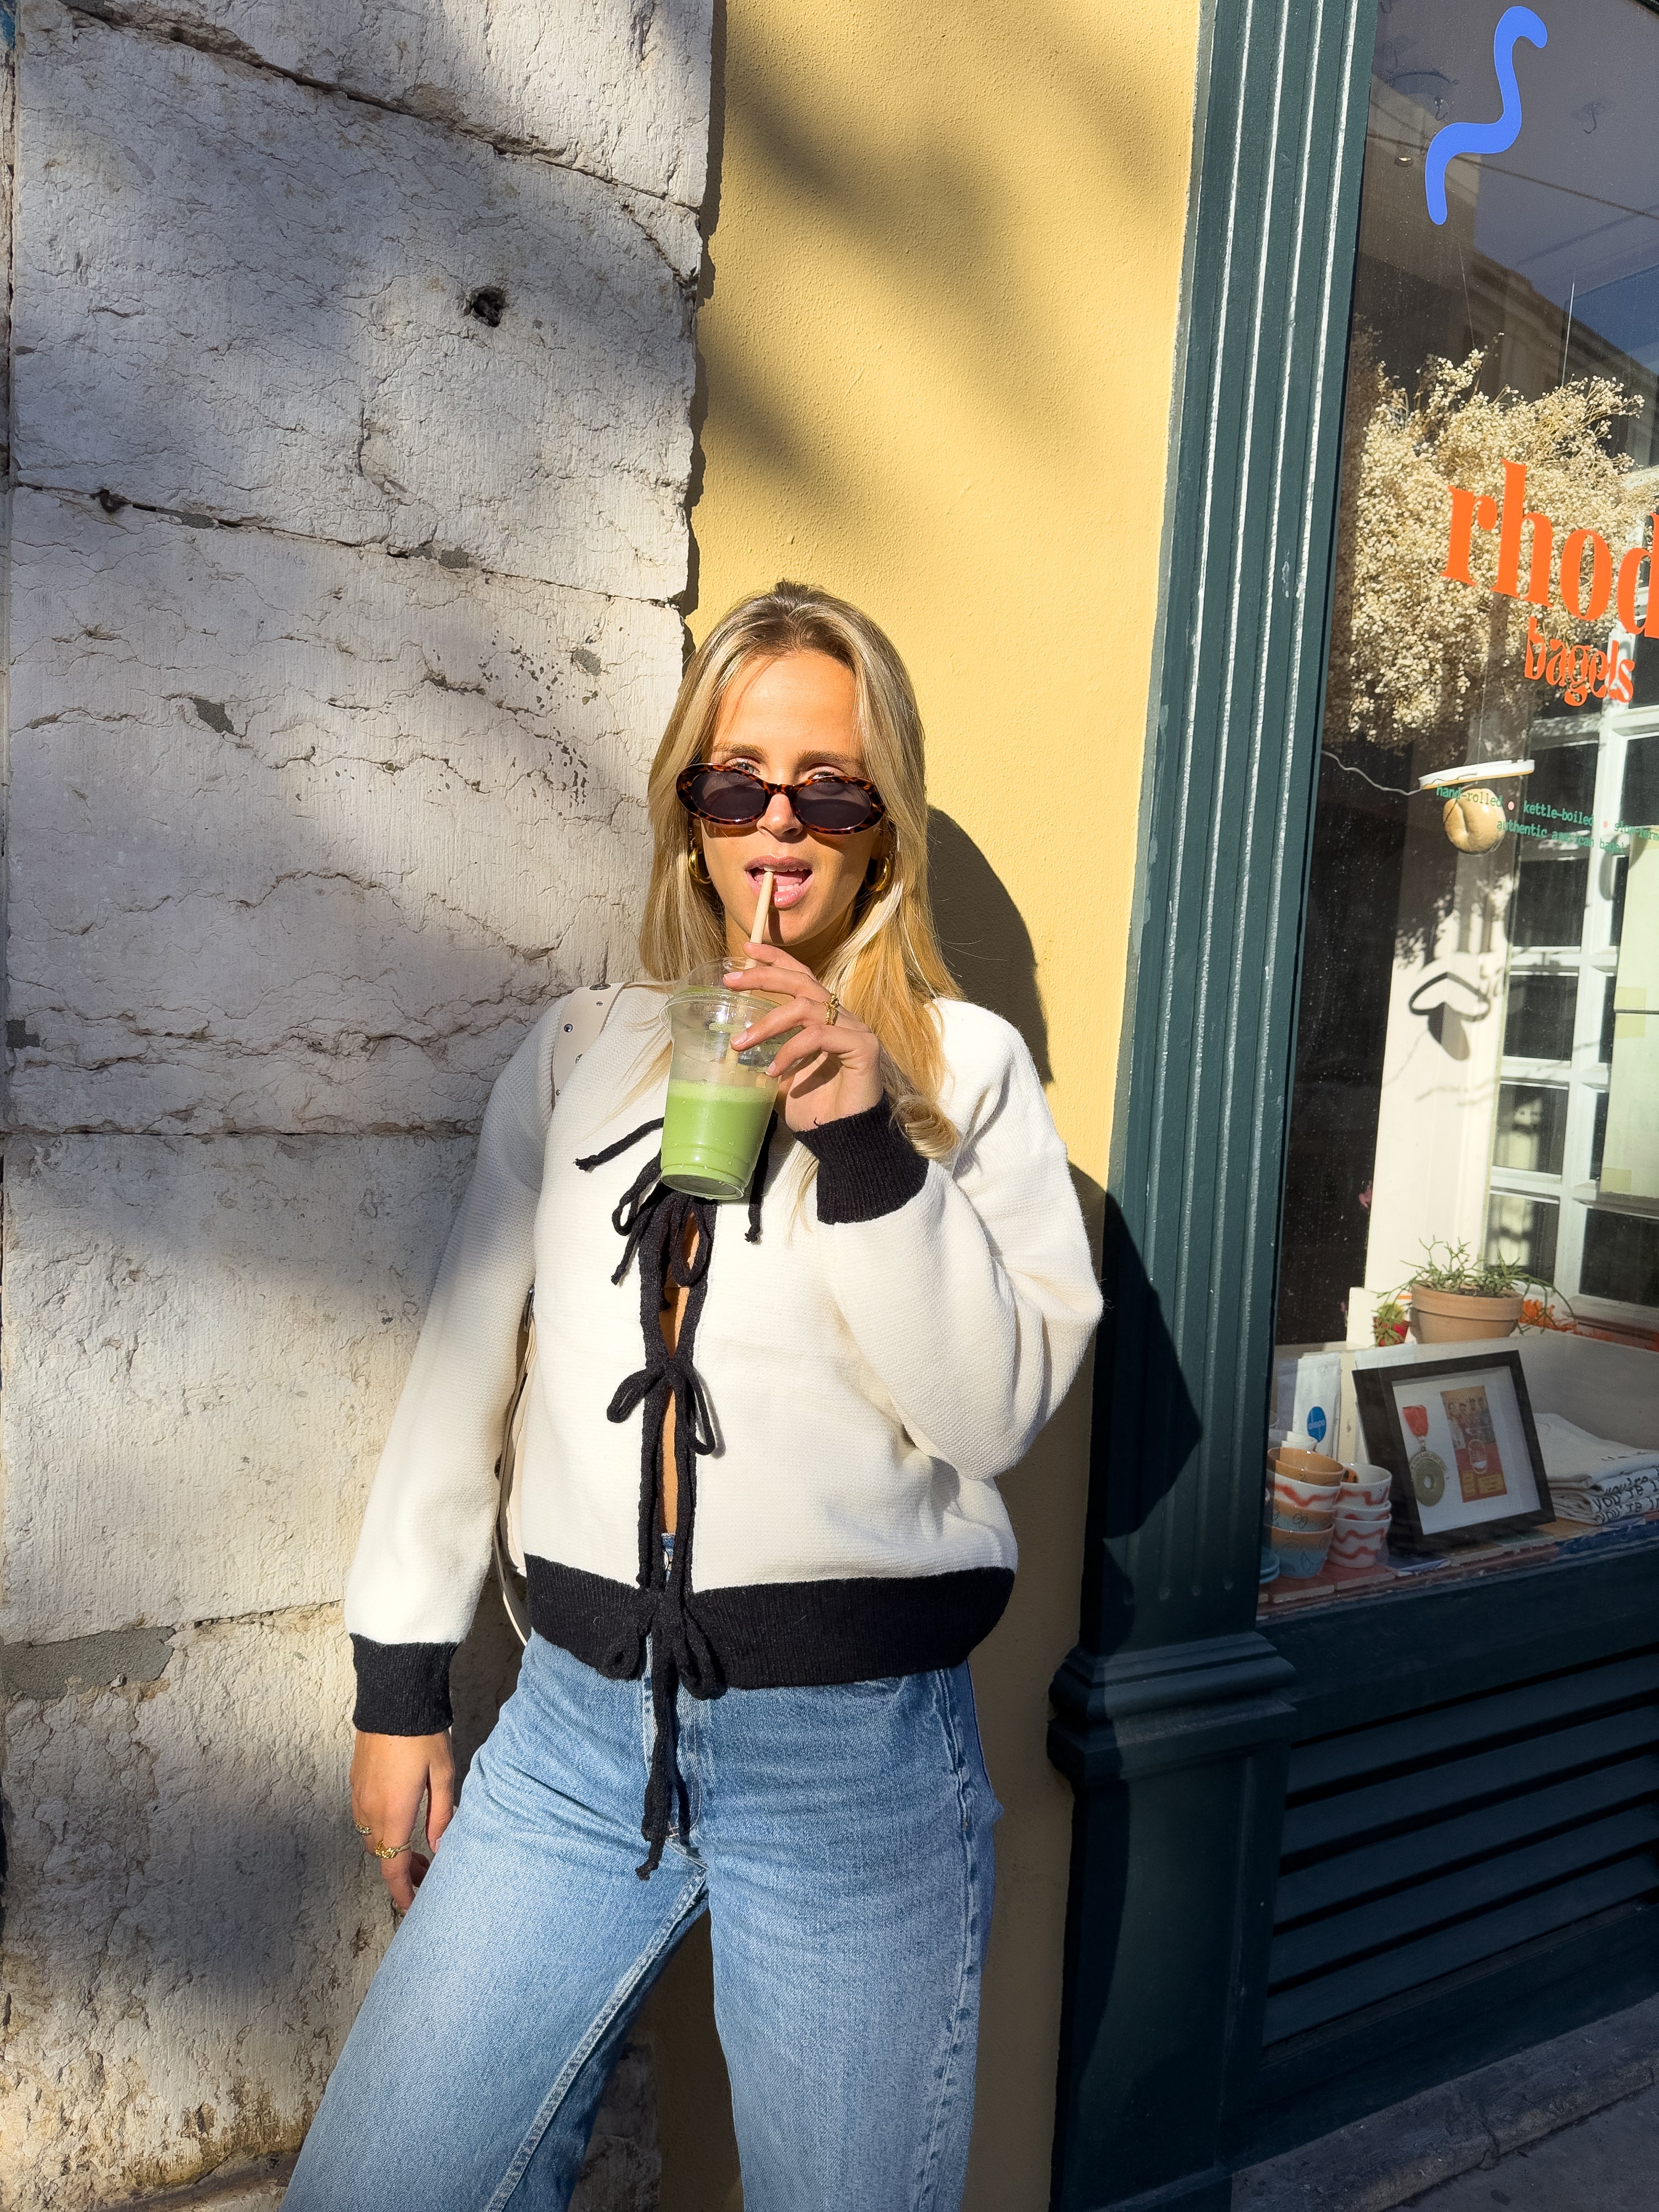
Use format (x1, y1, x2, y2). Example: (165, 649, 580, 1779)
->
(676, 762, 887, 835)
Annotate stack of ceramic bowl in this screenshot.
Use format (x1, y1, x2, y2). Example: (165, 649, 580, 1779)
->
(1328, 1465, 1393, 1575)
(1267, 1442, 1345, 1577)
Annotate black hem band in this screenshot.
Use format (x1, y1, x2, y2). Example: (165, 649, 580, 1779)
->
(523, 1555, 1014, 1691)
(796, 1099, 928, 1223)
(350, 1634, 458, 1735)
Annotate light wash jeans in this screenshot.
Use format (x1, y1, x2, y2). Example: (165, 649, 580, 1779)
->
(286, 1632, 1000, 2212)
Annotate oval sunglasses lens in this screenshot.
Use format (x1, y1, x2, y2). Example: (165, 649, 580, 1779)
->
(794, 782, 879, 831)
(693, 770, 769, 822)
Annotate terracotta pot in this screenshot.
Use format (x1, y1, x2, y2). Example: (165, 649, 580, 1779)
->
(1408, 1286, 1524, 1343)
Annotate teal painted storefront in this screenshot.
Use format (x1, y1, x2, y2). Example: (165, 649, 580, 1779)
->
(1047, 3, 1659, 2205)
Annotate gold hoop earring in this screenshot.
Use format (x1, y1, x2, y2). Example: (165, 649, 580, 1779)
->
(687, 836, 712, 887)
(866, 850, 894, 898)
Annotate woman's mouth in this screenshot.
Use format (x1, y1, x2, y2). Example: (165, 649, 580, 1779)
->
(747, 860, 814, 910)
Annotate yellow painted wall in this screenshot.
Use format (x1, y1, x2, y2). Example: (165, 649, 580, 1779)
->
(641, 3, 1206, 2205)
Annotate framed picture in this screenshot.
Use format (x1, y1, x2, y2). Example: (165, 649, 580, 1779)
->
(1353, 1351, 1555, 1550)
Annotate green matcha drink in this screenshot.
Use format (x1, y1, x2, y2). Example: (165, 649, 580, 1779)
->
(659, 962, 797, 1200)
(660, 1080, 778, 1196)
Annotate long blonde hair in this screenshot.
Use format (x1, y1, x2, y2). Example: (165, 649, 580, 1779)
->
(640, 582, 959, 1157)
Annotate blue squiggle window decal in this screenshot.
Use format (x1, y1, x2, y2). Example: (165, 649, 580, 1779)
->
(1424, 7, 1549, 225)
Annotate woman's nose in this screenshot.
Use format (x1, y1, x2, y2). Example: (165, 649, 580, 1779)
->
(760, 789, 800, 836)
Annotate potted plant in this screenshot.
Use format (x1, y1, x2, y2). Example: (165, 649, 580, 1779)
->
(1370, 1294, 1410, 1347)
(1382, 1239, 1564, 1346)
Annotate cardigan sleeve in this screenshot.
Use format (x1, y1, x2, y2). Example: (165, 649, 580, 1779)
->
(797, 1014, 1102, 1485)
(344, 1003, 561, 1733)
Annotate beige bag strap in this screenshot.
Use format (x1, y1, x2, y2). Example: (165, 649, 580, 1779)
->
(493, 984, 623, 1644)
(551, 982, 623, 1098)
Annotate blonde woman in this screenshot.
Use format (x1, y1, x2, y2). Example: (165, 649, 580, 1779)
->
(286, 584, 1102, 2212)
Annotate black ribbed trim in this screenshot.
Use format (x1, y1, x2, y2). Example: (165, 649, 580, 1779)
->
(524, 1556, 1014, 1690)
(350, 1635, 458, 1734)
(795, 1099, 928, 1223)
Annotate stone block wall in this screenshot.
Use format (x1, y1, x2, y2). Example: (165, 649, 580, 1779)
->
(0, 3, 709, 2203)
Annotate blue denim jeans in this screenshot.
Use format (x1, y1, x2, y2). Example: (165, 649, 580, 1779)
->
(286, 1633, 1000, 2212)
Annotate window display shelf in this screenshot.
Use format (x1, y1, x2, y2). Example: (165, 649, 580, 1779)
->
(1258, 1507, 1659, 1618)
(1264, 1328, 1658, 1606)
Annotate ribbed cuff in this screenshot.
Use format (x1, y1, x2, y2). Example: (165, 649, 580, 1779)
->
(797, 1099, 928, 1224)
(350, 1635, 457, 1735)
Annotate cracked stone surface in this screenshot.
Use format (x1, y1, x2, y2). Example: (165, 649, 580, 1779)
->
(18, 1, 701, 595)
(69, 0, 713, 210)
(4, 0, 700, 2192)
(0, 1132, 472, 1644)
(0, 1610, 389, 2210)
(9, 490, 669, 1133)
(2, 1604, 656, 2211)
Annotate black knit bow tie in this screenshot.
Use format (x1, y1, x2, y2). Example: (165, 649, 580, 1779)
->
(574, 1112, 776, 1876)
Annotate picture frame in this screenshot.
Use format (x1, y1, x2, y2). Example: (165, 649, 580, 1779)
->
(1352, 1350, 1555, 1551)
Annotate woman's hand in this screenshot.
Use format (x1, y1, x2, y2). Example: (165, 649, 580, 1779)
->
(727, 944, 884, 1131)
(351, 1730, 455, 1913)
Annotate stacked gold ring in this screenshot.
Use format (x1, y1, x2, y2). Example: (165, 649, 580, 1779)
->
(823, 994, 841, 1027)
(353, 1819, 411, 1860)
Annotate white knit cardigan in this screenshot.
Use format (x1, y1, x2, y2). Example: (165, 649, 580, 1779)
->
(345, 982, 1102, 1739)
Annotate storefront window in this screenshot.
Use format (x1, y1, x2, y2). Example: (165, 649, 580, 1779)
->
(1264, 0, 1659, 1610)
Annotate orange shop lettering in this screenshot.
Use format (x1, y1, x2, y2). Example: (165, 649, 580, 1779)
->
(1523, 613, 1632, 708)
(1441, 458, 1658, 701)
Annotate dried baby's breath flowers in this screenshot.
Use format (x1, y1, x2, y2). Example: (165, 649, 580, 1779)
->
(1324, 334, 1647, 763)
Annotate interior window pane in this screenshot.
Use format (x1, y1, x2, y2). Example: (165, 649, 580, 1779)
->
(1581, 1211, 1659, 1307)
(1622, 733, 1659, 830)
(1593, 1090, 1610, 1182)
(1485, 1193, 1559, 1283)
(1503, 974, 1576, 1063)
(1632, 637, 1659, 712)
(1522, 745, 1596, 828)
(1510, 853, 1589, 949)
(1493, 1084, 1568, 1176)
(1600, 974, 1618, 1065)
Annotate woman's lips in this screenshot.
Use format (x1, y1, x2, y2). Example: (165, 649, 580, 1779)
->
(748, 862, 812, 910)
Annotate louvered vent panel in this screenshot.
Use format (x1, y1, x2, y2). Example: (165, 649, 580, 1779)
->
(1263, 1647, 1659, 2046)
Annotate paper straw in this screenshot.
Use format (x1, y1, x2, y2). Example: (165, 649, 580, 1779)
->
(748, 867, 775, 949)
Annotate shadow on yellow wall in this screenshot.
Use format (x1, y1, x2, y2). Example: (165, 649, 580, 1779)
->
(645, 1, 1202, 2201)
(681, 0, 1199, 1189)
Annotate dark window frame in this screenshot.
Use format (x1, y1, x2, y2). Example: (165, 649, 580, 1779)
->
(1049, 4, 1659, 2205)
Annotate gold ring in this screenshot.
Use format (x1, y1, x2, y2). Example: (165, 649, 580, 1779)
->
(823, 994, 840, 1027)
(353, 1820, 372, 1837)
(371, 1839, 412, 1861)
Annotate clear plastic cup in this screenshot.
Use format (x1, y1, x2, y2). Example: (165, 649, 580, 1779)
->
(659, 962, 797, 1199)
